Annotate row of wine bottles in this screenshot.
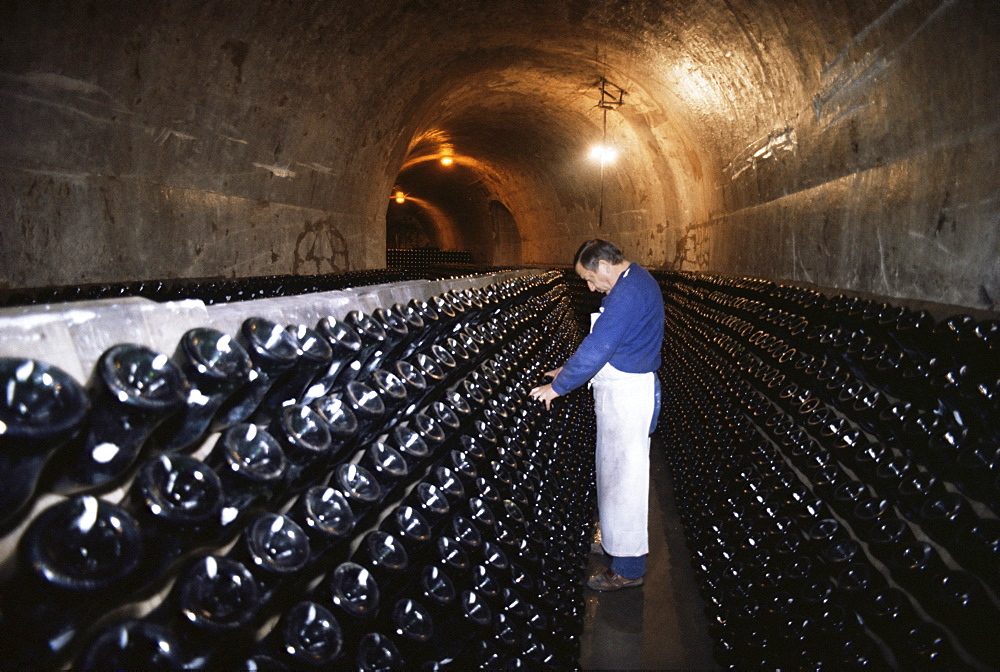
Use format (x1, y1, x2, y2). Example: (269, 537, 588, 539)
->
(652, 270, 999, 670)
(0, 270, 599, 669)
(0, 268, 412, 308)
(385, 249, 473, 269)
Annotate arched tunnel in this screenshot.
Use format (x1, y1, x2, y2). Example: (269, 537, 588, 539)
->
(2, 0, 997, 309)
(1, 1, 999, 670)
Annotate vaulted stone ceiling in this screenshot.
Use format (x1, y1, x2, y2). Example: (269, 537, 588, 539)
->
(1, 0, 997, 309)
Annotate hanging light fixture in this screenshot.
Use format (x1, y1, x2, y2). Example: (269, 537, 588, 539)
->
(393, 189, 406, 204)
(592, 76, 626, 227)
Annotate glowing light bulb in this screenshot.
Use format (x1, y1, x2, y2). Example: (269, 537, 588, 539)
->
(440, 156, 454, 166)
(394, 190, 405, 204)
(589, 144, 618, 164)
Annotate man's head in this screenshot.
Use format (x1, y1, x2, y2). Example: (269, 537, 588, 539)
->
(573, 239, 628, 294)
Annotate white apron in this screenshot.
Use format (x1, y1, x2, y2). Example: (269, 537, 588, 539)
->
(592, 361, 655, 557)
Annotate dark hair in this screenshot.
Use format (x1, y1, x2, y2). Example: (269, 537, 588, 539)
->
(573, 239, 625, 270)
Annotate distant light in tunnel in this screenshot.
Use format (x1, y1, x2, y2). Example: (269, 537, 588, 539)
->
(440, 156, 454, 166)
(589, 144, 618, 165)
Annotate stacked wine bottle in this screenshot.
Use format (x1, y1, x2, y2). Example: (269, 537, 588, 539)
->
(0, 271, 597, 669)
(654, 271, 999, 670)
(0, 268, 415, 308)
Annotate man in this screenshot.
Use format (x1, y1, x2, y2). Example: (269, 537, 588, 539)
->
(529, 239, 663, 591)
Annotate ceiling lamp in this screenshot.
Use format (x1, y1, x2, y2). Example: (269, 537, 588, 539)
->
(592, 76, 626, 227)
(440, 156, 454, 166)
(393, 189, 406, 204)
(589, 144, 618, 164)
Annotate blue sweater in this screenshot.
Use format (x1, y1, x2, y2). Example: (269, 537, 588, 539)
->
(551, 262, 665, 395)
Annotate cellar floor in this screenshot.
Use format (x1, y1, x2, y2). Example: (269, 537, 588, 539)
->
(578, 439, 718, 670)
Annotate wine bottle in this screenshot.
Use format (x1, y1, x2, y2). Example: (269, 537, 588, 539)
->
(208, 423, 288, 515)
(309, 392, 359, 456)
(330, 462, 383, 528)
(252, 324, 334, 424)
(76, 619, 186, 670)
(266, 404, 332, 490)
(0, 357, 89, 531)
(126, 453, 224, 579)
(259, 600, 344, 668)
(212, 317, 301, 431)
(3, 495, 144, 667)
(50, 344, 187, 494)
(151, 328, 252, 453)
(288, 485, 355, 561)
(168, 555, 261, 668)
(312, 315, 363, 395)
(231, 512, 311, 604)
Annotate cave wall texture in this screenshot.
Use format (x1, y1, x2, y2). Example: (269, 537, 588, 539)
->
(1, 0, 997, 310)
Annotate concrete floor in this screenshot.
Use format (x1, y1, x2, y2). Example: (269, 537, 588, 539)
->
(579, 441, 718, 671)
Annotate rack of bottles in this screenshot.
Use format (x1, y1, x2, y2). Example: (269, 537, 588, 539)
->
(386, 248, 473, 270)
(653, 271, 999, 670)
(0, 269, 416, 309)
(0, 270, 596, 669)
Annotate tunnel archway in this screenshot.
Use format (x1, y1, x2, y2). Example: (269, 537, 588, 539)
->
(0, 0, 996, 309)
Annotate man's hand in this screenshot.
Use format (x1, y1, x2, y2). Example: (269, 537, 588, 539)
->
(528, 382, 561, 410)
(543, 366, 563, 380)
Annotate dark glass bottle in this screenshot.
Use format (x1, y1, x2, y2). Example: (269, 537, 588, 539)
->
(170, 555, 261, 667)
(344, 311, 389, 381)
(51, 344, 188, 494)
(341, 381, 387, 445)
(393, 359, 428, 412)
(919, 491, 977, 546)
(0, 357, 89, 531)
(76, 619, 185, 671)
(212, 317, 301, 430)
(426, 344, 458, 383)
(952, 517, 1000, 580)
(389, 423, 431, 471)
(358, 440, 410, 498)
(289, 485, 356, 561)
(386, 597, 435, 664)
(428, 466, 467, 508)
(127, 453, 224, 577)
(352, 530, 410, 600)
(252, 324, 334, 424)
(267, 404, 332, 490)
(925, 569, 1000, 661)
(309, 392, 359, 457)
(437, 590, 494, 666)
(152, 327, 252, 453)
(312, 316, 363, 394)
(888, 541, 947, 599)
(427, 400, 462, 438)
(372, 307, 410, 364)
(233, 512, 311, 604)
(389, 302, 427, 359)
(330, 462, 383, 528)
(899, 621, 963, 670)
(365, 368, 408, 417)
(380, 505, 433, 558)
(208, 423, 288, 514)
(430, 535, 472, 582)
(326, 561, 381, 645)
(355, 632, 404, 671)
(411, 411, 447, 453)
(3, 495, 144, 667)
(403, 481, 451, 529)
(409, 353, 446, 402)
(264, 600, 344, 668)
